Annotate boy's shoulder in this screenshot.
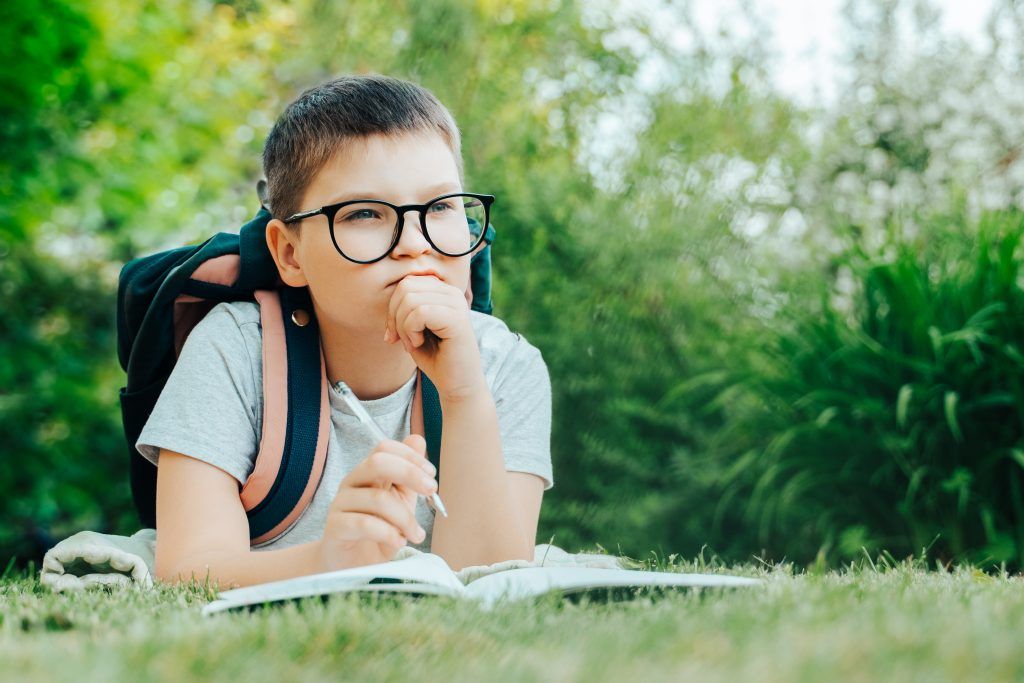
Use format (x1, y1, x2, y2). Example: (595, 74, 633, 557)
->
(468, 309, 543, 374)
(205, 299, 261, 328)
(468, 307, 511, 336)
(187, 300, 263, 368)
(469, 308, 528, 348)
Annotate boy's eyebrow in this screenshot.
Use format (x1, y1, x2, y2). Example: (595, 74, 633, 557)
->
(323, 181, 462, 205)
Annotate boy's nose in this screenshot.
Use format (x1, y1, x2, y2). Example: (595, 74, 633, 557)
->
(393, 209, 432, 254)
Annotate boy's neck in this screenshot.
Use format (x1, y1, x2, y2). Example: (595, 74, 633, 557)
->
(315, 313, 418, 401)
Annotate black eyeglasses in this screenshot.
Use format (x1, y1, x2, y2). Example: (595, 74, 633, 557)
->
(283, 192, 495, 264)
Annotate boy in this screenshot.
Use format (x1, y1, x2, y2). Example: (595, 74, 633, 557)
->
(136, 75, 554, 587)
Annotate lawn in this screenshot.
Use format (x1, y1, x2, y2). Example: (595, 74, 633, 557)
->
(2, 553, 1022, 682)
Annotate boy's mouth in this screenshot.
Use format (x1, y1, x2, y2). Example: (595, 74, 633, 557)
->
(388, 270, 443, 286)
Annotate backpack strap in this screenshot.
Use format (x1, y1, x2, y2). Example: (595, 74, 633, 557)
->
(467, 228, 494, 315)
(414, 371, 444, 478)
(242, 286, 330, 546)
(236, 286, 445, 545)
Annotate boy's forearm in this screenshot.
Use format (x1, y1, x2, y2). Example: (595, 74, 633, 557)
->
(429, 387, 533, 570)
(158, 540, 325, 589)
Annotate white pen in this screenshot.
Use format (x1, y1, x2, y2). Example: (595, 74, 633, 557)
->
(333, 380, 448, 518)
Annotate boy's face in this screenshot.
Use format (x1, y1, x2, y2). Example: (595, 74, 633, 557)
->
(266, 130, 470, 337)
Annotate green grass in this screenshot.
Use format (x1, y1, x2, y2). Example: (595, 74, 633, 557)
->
(2, 553, 1023, 682)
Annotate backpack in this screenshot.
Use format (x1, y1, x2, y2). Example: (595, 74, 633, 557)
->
(116, 193, 496, 547)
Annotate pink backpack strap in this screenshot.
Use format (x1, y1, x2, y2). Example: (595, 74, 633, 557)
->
(171, 254, 245, 358)
(241, 289, 330, 546)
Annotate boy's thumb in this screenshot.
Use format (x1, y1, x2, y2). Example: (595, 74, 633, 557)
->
(404, 433, 427, 455)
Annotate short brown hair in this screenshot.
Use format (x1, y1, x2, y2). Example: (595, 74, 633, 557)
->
(261, 74, 464, 228)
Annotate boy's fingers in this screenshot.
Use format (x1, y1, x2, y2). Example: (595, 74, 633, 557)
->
(348, 450, 437, 493)
(339, 488, 424, 543)
(332, 510, 409, 547)
(386, 276, 448, 340)
(382, 435, 434, 475)
(392, 482, 419, 511)
(390, 292, 453, 347)
(403, 433, 427, 455)
(376, 437, 422, 458)
(403, 434, 434, 475)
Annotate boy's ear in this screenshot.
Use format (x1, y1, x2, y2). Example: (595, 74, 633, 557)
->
(265, 218, 308, 288)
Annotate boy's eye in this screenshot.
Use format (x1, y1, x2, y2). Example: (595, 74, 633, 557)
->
(429, 200, 455, 212)
(342, 209, 381, 221)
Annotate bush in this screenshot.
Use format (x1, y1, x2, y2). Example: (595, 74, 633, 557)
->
(703, 210, 1024, 568)
(0, 243, 133, 567)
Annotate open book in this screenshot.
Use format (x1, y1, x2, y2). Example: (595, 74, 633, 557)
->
(201, 548, 762, 615)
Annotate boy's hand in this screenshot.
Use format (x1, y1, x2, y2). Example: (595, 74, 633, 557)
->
(384, 274, 487, 402)
(319, 434, 437, 572)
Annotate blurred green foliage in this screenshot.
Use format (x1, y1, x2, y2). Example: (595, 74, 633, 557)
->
(2, 0, 1023, 570)
(686, 211, 1024, 567)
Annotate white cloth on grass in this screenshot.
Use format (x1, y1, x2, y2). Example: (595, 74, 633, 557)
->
(39, 529, 623, 592)
(41, 528, 157, 591)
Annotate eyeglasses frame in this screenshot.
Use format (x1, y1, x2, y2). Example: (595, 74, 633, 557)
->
(282, 192, 496, 264)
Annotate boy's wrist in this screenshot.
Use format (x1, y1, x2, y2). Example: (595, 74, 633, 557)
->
(438, 378, 491, 406)
(313, 538, 332, 574)
(316, 536, 353, 575)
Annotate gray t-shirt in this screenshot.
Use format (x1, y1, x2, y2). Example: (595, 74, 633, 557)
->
(136, 300, 553, 553)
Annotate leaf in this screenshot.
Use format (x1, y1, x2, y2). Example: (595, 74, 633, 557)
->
(928, 325, 943, 359)
(815, 406, 838, 427)
(940, 467, 972, 517)
(905, 466, 928, 507)
(655, 370, 731, 410)
(896, 384, 912, 430)
(962, 301, 1006, 330)
(944, 390, 963, 443)
(1009, 449, 1024, 470)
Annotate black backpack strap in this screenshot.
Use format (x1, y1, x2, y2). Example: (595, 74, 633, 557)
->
(236, 206, 280, 291)
(420, 372, 444, 477)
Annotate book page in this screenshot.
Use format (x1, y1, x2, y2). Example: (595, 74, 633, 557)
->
(202, 552, 465, 615)
(464, 567, 763, 610)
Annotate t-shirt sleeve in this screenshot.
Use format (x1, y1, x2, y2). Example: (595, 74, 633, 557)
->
(135, 303, 261, 485)
(492, 336, 554, 491)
